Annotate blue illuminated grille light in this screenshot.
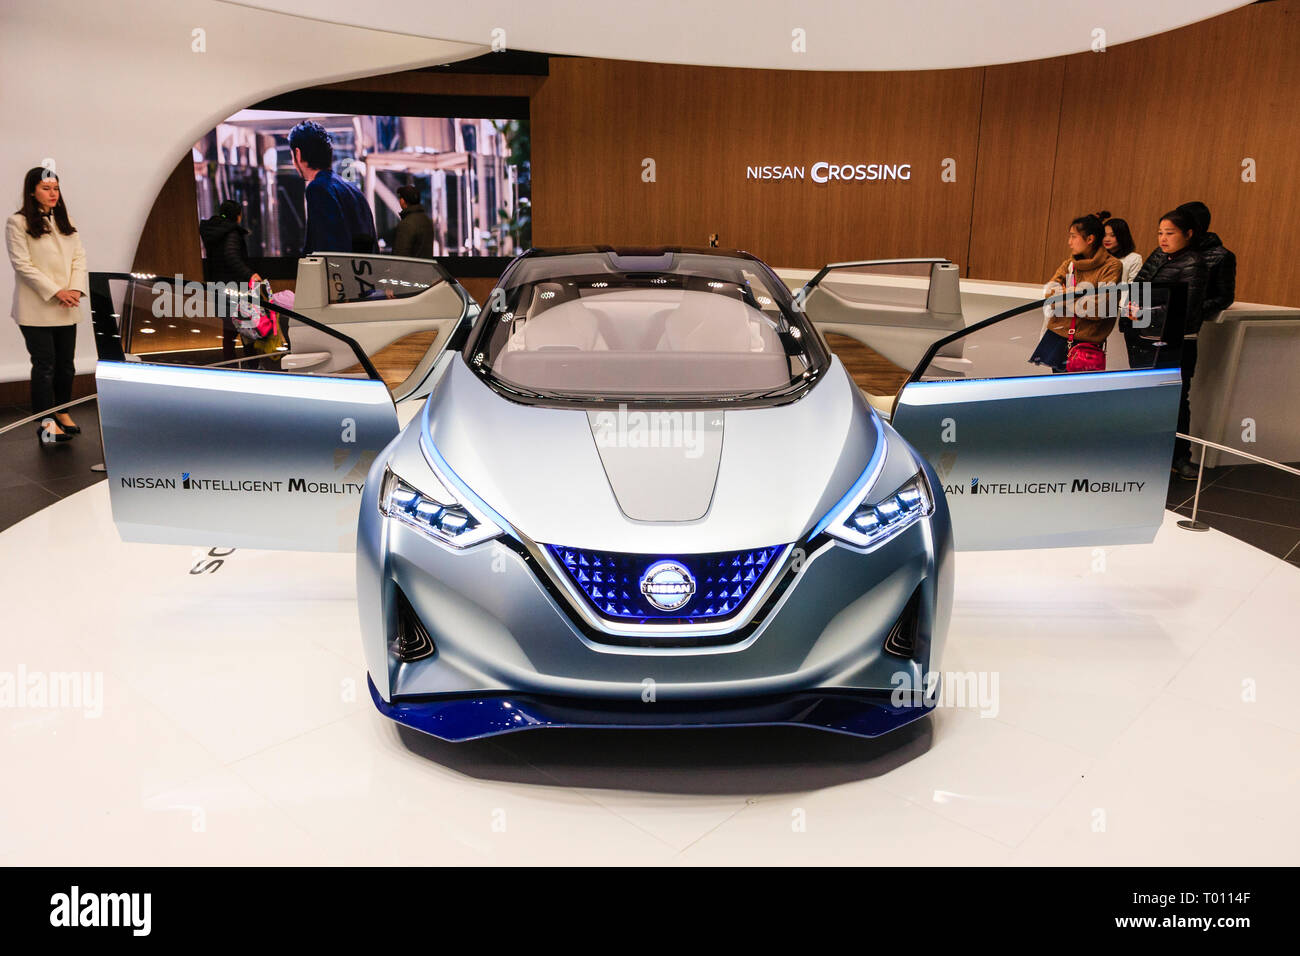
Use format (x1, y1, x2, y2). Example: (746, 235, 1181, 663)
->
(545, 545, 785, 623)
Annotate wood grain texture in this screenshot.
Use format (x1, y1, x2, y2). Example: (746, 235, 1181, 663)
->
(1036, 0, 1300, 304)
(531, 58, 983, 268)
(965, 58, 1066, 286)
(132, 153, 203, 277)
(824, 333, 911, 397)
(338, 330, 439, 387)
(458, 277, 497, 306)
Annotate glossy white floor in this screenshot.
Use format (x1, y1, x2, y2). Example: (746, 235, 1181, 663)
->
(2, 482, 1298, 866)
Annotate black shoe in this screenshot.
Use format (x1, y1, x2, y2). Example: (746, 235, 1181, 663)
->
(37, 418, 74, 444)
(1171, 459, 1198, 481)
(55, 419, 81, 435)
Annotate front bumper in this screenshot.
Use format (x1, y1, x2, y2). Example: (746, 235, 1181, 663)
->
(357, 437, 955, 741)
(369, 676, 939, 742)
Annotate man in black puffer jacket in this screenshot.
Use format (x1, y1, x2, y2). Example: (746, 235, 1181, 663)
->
(1168, 201, 1234, 479)
(1177, 201, 1236, 327)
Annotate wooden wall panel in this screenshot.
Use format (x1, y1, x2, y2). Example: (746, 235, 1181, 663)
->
(132, 153, 202, 276)
(965, 58, 1066, 284)
(1039, 0, 1300, 305)
(531, 58, 983, 268)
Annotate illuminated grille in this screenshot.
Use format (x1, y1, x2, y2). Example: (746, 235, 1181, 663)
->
(545, 544, 785, 624)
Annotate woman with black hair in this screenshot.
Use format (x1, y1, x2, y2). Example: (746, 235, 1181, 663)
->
(1101, 216, 1143, 283)
(5, 167, 88, 443)
(1125, 208, 1207, 479)
(199, 199, 259, 286)
(1029, 211, 1122, 372)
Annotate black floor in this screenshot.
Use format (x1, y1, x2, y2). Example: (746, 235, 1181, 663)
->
(0, 399, 107, 531)
(1166, 459, 1300, 568)
(1, 400, 1298, 570)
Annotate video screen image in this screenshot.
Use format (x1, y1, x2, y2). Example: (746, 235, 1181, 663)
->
(193, 109, 531, 259)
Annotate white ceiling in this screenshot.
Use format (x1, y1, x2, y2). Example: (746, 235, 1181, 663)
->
(226, 0, 1252, 71)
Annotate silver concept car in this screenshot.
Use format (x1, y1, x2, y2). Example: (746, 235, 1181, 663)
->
(91, 248, 1181, 741)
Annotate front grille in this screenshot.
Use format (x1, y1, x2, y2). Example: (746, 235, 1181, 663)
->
(544, 544, 785, 625)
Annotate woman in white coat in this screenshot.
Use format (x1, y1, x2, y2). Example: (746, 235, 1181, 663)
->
(6, 167, 88, 443)
(1101, 216, 1143, 283)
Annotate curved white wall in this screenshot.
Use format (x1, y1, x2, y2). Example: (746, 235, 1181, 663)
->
(0, 0, 482, 385)
(240, 0, 1250, 71)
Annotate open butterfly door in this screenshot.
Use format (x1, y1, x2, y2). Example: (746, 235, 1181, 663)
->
(286, 253, 478, 402)
(801, 265, 1181, 551)
(89, 258, 473, 552)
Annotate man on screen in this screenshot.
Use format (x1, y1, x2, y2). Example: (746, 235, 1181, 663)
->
(393, 185, 434, 259)
(288, 120, 377, 256)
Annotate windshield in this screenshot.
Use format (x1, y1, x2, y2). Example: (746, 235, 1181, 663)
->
(466, 249, 829, 404)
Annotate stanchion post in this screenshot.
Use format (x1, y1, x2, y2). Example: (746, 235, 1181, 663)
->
(1178, 447, 1211, 532)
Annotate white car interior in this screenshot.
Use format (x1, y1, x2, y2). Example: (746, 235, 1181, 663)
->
(494, 286, 792, 393)
(285, 254, 468, 398)
(802, 259, 966, 418)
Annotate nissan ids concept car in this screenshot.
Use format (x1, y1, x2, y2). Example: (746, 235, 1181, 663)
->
(90, 248, 1181, 742)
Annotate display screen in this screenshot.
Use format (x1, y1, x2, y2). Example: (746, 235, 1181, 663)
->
(192, 108, 531, 261)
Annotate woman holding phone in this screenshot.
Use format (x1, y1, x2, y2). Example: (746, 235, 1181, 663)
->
(6, 167, 88, 443)
(1029, 212, 1122, 372)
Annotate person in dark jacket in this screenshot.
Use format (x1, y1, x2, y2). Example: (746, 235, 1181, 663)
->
(198, 199, 260, 361)
(1163, 201, 1235, 480)
(289, 120, 377, 256)
(199, 200, 258, 284)
(1125, 208, 1207, 478)
(392, 185, 434, 258)
(1177, 200, 1236, 324)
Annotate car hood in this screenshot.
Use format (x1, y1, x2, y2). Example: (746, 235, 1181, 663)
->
(416, 355, 884, 553)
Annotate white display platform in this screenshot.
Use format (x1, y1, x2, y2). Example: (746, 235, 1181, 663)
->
(2, 482, 1298, 866)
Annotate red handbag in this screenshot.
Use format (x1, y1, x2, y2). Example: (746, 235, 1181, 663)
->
(1065, 315, 1106, 373)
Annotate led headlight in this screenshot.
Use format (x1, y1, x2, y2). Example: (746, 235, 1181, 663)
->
(379, 467, 501, 549)
(827, 472, 933, 550)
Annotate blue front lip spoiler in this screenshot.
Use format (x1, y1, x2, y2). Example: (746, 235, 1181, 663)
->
(370, 677, 936, 742)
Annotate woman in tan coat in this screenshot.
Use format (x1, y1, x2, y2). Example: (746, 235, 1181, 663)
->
(6, 167, 87, 442)
(1029, 212, 1123, 372)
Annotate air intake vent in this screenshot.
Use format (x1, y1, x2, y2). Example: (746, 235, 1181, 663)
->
(883, 586, 922, 658)
(393, 590, 435, 662)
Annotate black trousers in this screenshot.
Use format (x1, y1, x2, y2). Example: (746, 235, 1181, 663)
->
(19, 324, 77, 416)
(1174, 340, 1198, 464)
(1123, 331, 1197, 464)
